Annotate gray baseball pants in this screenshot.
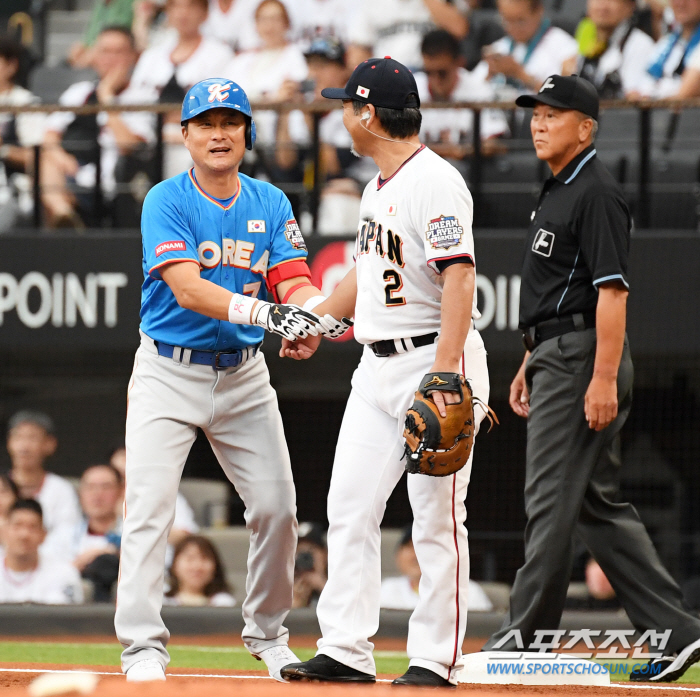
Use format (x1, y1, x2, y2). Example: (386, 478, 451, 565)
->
(115, 332, 297, 672)
(484, 329, 700, 653)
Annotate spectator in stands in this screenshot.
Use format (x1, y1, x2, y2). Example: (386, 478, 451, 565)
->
(379, 527, 493, 611)
(129, 0, 233, 177)
(73, 465, 123, 603)
(482, 0, 578, 96)
(108, 445, 198, 553)
(225, 0, 308, 146)
(295, 0, 354, 48)
(416, 30, 508, 165)
(632, 0, 700, 97)
(460, 0, 506, 70)
(0, 474, 19, 547)
(347, 0, 470, 70)
(6, 411, 80, 559)
(164, 535, 235, 606)
(200, 0, 257, 52)
(0, 500, 83, 604)
(132, 0, 170, 53)
(292, 523, 327, 608)
(0, 37, 44, 233)
(563, 0, 655, 97)
(276, 37, 377, 233)
(201, 0, 349, 53)
(70, 0, 136, 68)
(675, 41, 700, 95)
(41, 27, 154, 228)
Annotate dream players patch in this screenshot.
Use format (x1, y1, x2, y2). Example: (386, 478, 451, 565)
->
(426, 215, 464, 250)
(284, 219, 307, 250)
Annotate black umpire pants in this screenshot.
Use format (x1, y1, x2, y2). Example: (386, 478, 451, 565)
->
(484, 329, 700, 653)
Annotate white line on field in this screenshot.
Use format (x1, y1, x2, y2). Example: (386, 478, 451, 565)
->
(4, 667, 700, 690)
(0, 668, 267, 679)
(612, 685, 700, 692)
(0, 667, 392, 683)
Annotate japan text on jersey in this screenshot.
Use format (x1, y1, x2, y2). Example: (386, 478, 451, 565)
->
(139, 169, 309, 351)
(350, 146, 478, 344)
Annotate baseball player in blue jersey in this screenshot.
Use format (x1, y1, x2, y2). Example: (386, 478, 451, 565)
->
(114, 78, 350, 683)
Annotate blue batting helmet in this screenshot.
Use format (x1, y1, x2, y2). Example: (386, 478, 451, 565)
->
(181, 78, 257, 150)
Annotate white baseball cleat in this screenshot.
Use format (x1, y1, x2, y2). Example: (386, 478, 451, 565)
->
(255, 645, 300, 682)
(126, 658, 166, 682)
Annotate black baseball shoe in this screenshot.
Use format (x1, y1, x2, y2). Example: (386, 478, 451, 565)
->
(280, 654, 375, 683)
(629, 637, 700, 682)
(392, 666, 456, 688)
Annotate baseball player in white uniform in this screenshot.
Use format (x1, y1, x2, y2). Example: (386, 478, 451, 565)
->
(280, 57, 490, 687)
(114, 78, 349, 683)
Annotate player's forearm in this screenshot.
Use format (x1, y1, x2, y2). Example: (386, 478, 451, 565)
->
(314, 267, 357, 319)
(276, 276, 322, 306)
(592, 284, 627, 380)
(433, 264, 475, 371)
(170, 272, 232, 320)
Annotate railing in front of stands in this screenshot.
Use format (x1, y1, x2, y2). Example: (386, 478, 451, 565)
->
(1, 98, 699, 232)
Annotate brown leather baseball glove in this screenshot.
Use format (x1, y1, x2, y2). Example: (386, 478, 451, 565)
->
(403, 372, 497, 477)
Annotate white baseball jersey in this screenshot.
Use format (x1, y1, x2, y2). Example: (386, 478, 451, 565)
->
(0, 552, 84, 604)
(353, 145, 479, 345)
(484, 26, 578, 95)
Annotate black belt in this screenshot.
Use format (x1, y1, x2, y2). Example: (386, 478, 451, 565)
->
(369, 332, 438, 358)
(155, 341, 261, 370)
(522, 312, 596, 352)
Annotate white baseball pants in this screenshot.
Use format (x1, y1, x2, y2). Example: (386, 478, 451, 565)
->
(115, 332, 297, 672)
(316, 330, 490, 683)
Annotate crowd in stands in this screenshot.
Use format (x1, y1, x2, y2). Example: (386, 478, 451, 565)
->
(0, 0, 698, 231)
(0, 409, 323, 607)
(0, 410, 200, 605)
(0, 410, 612, 611)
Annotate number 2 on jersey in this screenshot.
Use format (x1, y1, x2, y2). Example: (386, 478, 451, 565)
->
(383, 270, 406, 306)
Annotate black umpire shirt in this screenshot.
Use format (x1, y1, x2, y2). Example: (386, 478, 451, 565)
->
(519, 144, 631, 329)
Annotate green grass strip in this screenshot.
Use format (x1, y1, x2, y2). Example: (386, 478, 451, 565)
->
(0, 641, 410, 674)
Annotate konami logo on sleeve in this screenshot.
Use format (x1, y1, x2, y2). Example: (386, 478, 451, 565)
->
(156, 241, 187, 257)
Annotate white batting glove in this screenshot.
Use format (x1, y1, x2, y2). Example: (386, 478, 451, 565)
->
(317, 314, 354, 339)
(254, 303, 322, 341)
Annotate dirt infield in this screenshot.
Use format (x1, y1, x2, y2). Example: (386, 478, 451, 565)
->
(2, 663, 700, 696)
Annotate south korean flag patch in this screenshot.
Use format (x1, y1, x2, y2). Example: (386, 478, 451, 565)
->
(426, 214, 464, 250)
(284, 219, 307, 250)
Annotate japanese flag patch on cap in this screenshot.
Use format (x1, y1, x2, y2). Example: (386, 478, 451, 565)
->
(356, 85, 370, 98)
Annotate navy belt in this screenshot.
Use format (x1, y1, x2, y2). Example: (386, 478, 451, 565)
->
(522, 312, 596, 352)
(155, 341, 261, 371)
(369, 332, 438, 358)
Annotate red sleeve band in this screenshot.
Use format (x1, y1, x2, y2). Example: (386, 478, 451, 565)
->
(266, 259, 312, 291)
(281, 282, 312, 304)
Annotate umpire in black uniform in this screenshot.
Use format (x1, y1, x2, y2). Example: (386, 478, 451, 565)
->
(482, 75, 700, 682)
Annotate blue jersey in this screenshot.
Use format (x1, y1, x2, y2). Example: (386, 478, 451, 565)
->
(140, 169, 309, 350)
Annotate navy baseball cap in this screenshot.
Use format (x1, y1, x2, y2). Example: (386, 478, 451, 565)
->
(516, 74, 599, 121)
(321, 56, 420, 109)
